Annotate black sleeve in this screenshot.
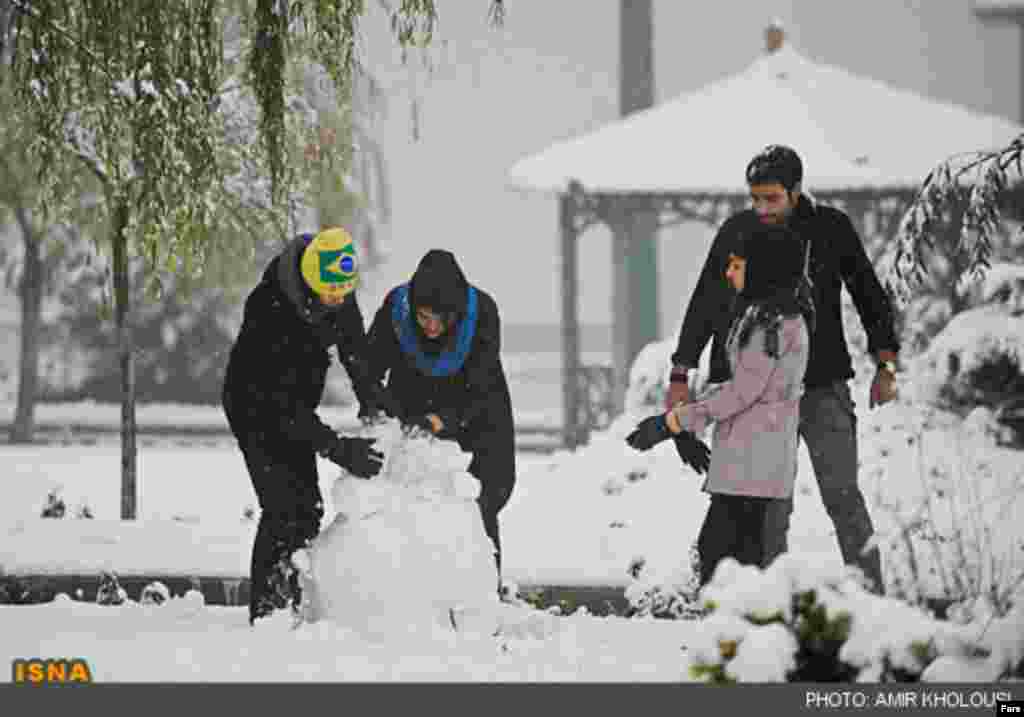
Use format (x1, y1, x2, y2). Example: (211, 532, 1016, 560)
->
(459, 291, 505, 431)
(670, 222, 734, 368)
(233, 291, 336, 452)
(835, 211, 901, 357)
(363, 290, 403, 386)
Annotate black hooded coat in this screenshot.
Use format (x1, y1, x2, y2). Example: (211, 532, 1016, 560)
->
(222, 234, 381, 622)
(222, 235, 376, 455)
(363, 250, 516, 564)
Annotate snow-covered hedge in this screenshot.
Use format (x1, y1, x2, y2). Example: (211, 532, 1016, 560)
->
(685, 555, 1024, 683)
(911, 303, 1024, 443)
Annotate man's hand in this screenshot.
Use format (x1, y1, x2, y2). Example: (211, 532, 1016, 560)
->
(626, 415, 672, 451)
(322, 436, 384, 479)
(869, 351, 899, 409)
(869, 367, 898, 409)
(665, 368, 691, 412)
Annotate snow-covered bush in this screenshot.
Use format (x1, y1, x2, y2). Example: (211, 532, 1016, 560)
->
(38, 487, 94, 520)
(624, 339, 713, 414)
(40, 489, 66, 518)
(96, 571, 127, 606)
(920, 599, 1024, 681)
(912, 303, 1024, 444)
(869, 406, 1024, 617)
(684, 555, 1020, 683)
(624, 544, 703, 620)
(0, 576, 33, 605)
(140, 581, 171, 606)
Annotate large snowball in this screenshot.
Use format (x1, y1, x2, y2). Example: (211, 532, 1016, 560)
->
(301, 420, 498, 638)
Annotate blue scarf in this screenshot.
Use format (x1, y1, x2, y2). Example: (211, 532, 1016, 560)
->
(392, 283, 478, 377)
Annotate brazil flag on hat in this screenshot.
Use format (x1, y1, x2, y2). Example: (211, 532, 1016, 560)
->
(300, 227, 358, 304)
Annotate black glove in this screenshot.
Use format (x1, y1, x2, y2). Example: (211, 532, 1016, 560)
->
(358, 383, 402, 423)
(321, 436, 384, 479)
(625, 415, 672, 451)
(673, 432, 712, 475)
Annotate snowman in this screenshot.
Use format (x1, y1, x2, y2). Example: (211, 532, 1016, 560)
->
(293, 418, 500, 638)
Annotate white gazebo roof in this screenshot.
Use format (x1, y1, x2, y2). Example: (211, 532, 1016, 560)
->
(508, 28, 1024, 196)
(973, 0, 1024, 18)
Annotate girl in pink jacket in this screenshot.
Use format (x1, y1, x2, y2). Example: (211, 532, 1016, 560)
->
(627, 226, 811, 587)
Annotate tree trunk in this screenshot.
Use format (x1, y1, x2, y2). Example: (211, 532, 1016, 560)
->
(0, 0, 14, 68)
(111, 201, 137, 520)
(10, 207, 41, 444)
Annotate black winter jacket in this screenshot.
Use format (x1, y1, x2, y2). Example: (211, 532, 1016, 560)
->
(222, 236, 376, 454)
(363, 250, 514, 455)
(671, 195, 900, 388)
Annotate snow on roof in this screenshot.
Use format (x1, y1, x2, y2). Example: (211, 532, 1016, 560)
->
(973, 0, 1024, 18)
(508, 35, 1024, 196)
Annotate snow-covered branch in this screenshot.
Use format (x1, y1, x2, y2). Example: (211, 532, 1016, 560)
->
(886, 135, 1024, 310)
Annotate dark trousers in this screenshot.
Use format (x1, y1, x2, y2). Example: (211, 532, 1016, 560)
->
(697, 493, 774, 587)
(762, 381, 884, 594)
(468, 441, 515, 589)
(238, 438, 324, 623)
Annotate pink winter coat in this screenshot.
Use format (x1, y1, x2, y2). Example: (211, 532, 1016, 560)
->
(671, 314, 809, 499)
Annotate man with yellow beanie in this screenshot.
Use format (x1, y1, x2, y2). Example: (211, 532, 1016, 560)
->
(222, 227, 388, 625)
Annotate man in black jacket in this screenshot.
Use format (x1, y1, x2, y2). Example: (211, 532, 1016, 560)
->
(665, 145, 900, 594)
(361, 249, 516, 591)
(222, 227, 385, 625)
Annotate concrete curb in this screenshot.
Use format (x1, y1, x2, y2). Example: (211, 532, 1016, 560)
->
(2, 573, 632, 617)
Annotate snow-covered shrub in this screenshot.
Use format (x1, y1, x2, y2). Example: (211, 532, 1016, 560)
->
(40, 489, 66, 518)
(870, 406, 1024, 616)
(95, 571, 127, 606)
(966, 261, 1024, 315)
(920, 597, 1024, 682)
(0, 576, 33, 605)
(684, 555, 999, 684)
(140, 581, 171, 606)
(39, 488, 94, 519)
(624, 339, 713, 414)
(624, 544, 703, 620)
(912, 304, 1024, 444)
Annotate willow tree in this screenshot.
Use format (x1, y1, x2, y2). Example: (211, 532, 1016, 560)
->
(0, 93, 97, 444)
(7, 0, 502, 519)
(888, 136, 1024, 310)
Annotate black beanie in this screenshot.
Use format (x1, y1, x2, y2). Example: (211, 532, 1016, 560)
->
(409, 249, 469, 320)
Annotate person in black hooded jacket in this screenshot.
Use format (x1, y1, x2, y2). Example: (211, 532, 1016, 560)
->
(222, 227, 386, 625)
(361, 249, 515, 590)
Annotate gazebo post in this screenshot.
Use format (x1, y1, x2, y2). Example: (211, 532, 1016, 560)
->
(559, 192, 582, 449)
(973, 2, 1024, 122)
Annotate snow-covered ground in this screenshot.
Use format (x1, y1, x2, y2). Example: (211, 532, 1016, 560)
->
(0, 598, 699, 682)
(2, 368, 1023, 682)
